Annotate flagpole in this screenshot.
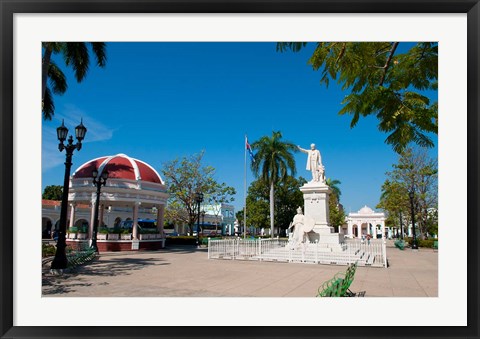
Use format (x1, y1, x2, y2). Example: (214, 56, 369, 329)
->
(244, 134, 247, 240)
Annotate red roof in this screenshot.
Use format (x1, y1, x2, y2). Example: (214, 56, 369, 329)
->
(72, 154, 163, 184)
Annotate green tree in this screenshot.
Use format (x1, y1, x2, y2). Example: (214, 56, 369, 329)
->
(237, 176, 306, 236)
(42, 185, 63, 200)
(250, 131, 297, 238)
(379, 147, 438, 238)
(206, 182, 236, 234)
(325, 178, 346, 232)
(277, 42, 437, 153)
(325, 178, 342, 201)
(42, 42, 107, 120)
(161, 151, 235, 235)
(376, 180, 410, 237)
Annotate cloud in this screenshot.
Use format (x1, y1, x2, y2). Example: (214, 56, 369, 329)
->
(42, 104, 115, 172)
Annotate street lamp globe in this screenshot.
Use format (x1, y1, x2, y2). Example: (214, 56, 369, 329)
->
(75, 119, 87, 142)
(56, 120, 68, 142)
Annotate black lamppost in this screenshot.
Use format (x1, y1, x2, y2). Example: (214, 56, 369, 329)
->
(91, 168, 109, 253)
(51, 119, 87, 270)
(194, 191, 204, 248)
(408, 190, 419, 250)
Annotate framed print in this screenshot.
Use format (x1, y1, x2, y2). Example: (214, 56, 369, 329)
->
(1, 0, 479, 338)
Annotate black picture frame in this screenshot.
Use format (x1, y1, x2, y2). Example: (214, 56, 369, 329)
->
(1, 1, 478, 338)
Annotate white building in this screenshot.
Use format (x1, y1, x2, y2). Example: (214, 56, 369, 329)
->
(42, 154, 169, 251)
(342, 205, 387, 239)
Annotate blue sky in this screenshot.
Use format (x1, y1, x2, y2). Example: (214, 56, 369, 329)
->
(42, 42, 437, 215)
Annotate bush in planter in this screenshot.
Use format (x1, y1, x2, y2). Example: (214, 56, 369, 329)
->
(67, 226, 78, 239)
(96, 227, 109, 240)
(119, 228, 132, 240)
(68, 226, 78, 234)
(139, 228, 160, 239)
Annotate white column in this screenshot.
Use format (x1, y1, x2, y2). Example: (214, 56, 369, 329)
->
(89, 194, 96, 239)
(347, 220, 353, 238)
(381, 221, 386, 239)
(156, 205, 165, 237)
(99, 204, 105, 227)
(69, 203, 76, 228)
(132, 202, 141, 240)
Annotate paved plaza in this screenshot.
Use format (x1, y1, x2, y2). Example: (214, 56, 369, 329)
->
(42, 241, 437, 297)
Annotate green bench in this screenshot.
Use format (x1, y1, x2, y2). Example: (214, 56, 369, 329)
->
(394, 239, 405, 250)
(66, 247, 97, 269)
(317, 262, 358, 297)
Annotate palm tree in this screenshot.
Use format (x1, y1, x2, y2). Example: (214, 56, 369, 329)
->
(251, 131, 297, 238)
(325, 178, 342, 203)
(42, 42, 107, 120)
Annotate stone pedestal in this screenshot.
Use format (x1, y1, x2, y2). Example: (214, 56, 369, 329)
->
(300, 181, 344, 247)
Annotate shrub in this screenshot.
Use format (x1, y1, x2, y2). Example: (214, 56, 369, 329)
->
(139, 228, 159, 234)
(68, 226, 78, 233)
(42, 243, 56, 257)
(404, 237, 437, 248)
(109, 227, 122, 234)
(98, 227, 109, 234)
(165, 236, 197, 246)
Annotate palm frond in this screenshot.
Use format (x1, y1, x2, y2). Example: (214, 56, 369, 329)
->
(63, 42, 90, 82)
(42, 87, 55, 120)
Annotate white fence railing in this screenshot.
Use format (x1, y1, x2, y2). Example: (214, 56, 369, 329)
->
(208, 238, 387, 268)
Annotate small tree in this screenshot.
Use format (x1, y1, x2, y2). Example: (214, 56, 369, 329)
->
(206, 182, 236, 234)
(42, 185, 63, 200)
(379, 147, 438, 239)
(238, 176, 306, 236)
(162, 151, 235, 235)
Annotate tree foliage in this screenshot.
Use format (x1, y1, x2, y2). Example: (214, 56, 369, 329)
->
(377, 147, 438, 237)
(42, 42, 107, 120)
(238, 176, 307, 234)
(325, 178, 346, 231)
(42, 185, 63, 200)
(250, 131, 297, 237)
(277, 42, 438, 153)
(161, 152, 236, 234)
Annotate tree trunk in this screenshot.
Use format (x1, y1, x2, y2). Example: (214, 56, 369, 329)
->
(270, 182, 274, 238)
(42, 46, 52, 102)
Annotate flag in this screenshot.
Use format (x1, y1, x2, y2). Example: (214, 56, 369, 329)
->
(246, 136, 255, 162)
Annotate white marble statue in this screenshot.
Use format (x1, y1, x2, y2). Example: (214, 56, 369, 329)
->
(288, 207, 308, 248)
(298, 143, 325, 183)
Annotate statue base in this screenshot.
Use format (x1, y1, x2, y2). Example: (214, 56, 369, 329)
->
(300, 181, 344, 249)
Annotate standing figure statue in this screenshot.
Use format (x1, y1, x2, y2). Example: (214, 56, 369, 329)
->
(288, 207, 309, 249)
(298, 143, 325, 183)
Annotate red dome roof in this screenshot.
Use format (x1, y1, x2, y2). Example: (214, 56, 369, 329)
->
(73, 154, 163, 184)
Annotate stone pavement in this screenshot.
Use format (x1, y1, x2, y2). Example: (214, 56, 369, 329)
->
(42, 241, 437, 297)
